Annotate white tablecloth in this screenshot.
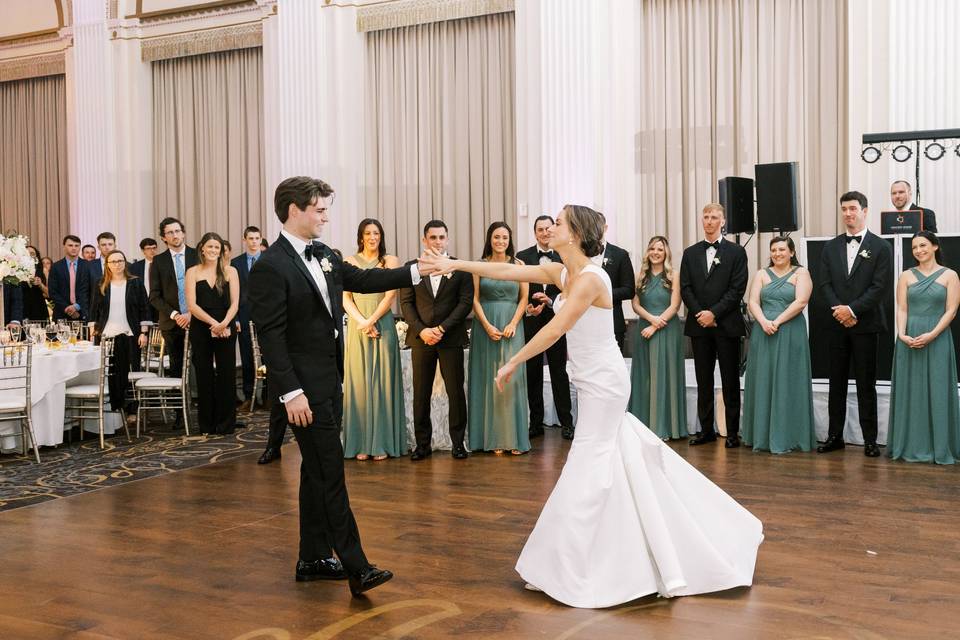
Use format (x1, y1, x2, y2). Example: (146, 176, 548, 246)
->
(0, 345, 121, 451)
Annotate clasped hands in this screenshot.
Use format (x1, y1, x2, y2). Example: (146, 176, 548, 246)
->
(641, 314, 668, 339)
(526, 292, 550, 316)
(900, 332, 933, 349)
(695, 310, 717, 328)
(209, 320, 231, 338)
(831, 305, 857, 328)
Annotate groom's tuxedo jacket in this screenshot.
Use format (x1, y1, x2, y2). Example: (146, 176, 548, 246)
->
(818, 231, 892, 335)
(249, 234, 414, 427)
(679, 238, 748, 337)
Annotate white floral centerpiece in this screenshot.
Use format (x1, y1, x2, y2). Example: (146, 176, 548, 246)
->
(0, 234, 37, 327)
(395, 319, 409, 347)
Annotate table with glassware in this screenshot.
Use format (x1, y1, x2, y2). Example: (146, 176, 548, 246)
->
(0, 322, 119, 452)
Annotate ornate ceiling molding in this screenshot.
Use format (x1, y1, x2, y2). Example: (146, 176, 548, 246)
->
(356, 0, 514, 33)
(0, 51, 65, 82)
(141, 21, 261, 61)
(127, 0, 257, 23)
(0, 0, 68, 47)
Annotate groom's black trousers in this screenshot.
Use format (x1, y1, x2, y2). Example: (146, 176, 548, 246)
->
(691, 333, 741, 437)
(291, 416, 368, 573)
(826, 330, 879, 444)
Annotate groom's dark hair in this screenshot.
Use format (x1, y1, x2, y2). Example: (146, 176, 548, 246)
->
(274, 176, 334, 222)
(839, 190, 868, 209)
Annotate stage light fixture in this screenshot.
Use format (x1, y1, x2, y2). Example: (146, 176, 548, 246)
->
(924, 142, 945, 160)
(892, 144, 913, 162)
(861, 145, 881, 163)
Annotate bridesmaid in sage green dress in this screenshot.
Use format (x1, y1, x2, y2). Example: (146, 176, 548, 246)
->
(888, 231, 960, 464)
(742, 236, 816, 453)
(468, 222, 530, 454)
(628, 236, 687, 439)
(342, 219, 407, 460)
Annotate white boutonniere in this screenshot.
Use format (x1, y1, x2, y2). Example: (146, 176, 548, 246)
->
(320, 257, 333, 273)
(713, 257, 721, 266)
(603, 257, 611, 266)
(859, 249, 871, 260)
(444, 272, 453, 279)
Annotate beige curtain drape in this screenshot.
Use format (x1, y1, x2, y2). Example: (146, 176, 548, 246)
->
(0, 74, 69, 256)
(637, 0, 847, 267)
(364, 12, 516, 262)
(153, 47, 265, 245)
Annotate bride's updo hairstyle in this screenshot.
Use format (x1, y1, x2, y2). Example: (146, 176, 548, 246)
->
(562, 204, 605, 258)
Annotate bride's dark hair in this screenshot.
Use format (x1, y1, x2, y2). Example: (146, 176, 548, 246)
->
(562, 205, 604, 257)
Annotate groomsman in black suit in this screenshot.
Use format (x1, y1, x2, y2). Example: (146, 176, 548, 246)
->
(890, 180, 937, 232)
(249, 176, 425, 594)
(399, 220, 473, 460)
(680, 203, 749, 448)
(592, 212, 635, 352)
(516, 215, 574, 439)
(817, 191, 892, 457)
(48, 235, 91, 321)
(231, 226, 262, 413)
(149, 218, 198, 378)
(129, 238, 159, 323)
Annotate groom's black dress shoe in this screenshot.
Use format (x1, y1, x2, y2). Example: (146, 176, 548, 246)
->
(689, 432, 717, 446)
(817, 436, 845, 453)
(725, 435, 741, 448)
(410, 448, 432, 461)
(258, 447, 281, 464)
(348, 565, 394, 597)
(296, 558, 346, 581)
(529, 424, 544, 438)
(451, 444, 468, 459)
(864, 443, 881, 457)
(561, 426, 575, 440)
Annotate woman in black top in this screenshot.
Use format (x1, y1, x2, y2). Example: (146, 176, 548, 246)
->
(22, 245, 50, 322)
(185, 232, 240, 435)
(90, 249, 150, 421)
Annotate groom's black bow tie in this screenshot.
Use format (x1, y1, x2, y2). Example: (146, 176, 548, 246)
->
(537, 250, 552, 259)
(303, 243, 324, 261)
(846, 234, 862, 244)
(706, 241, 720, 250)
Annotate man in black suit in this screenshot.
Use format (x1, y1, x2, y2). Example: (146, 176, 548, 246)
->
(680, 203, 749, 448)
(890, 180, 937, 232)
(149, 218, 198, 377)
(592, 212, 635, 352)
(129, 237, 159, 323)
(817, 191, 892, 458)
(231, 226, 262, 414)
(48, 235, 91, 321)
(249, 176, 427, 595)
(399, 220, 473, 460)
(516, 215, 574, 440)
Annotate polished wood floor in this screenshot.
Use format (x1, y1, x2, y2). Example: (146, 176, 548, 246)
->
(1, 427, 958, 639)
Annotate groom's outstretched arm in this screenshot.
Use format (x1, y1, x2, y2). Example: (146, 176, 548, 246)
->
(248, 260, 300, 399)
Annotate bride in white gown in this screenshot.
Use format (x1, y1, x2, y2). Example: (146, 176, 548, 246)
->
(428, 205, 763, 609)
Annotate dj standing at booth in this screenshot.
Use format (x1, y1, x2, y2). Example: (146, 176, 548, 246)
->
(817, 191, 892, 457)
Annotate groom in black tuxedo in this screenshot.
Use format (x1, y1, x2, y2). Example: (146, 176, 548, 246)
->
(516, 215, 574, 439)
(399, 220, 473, 460)
(680, 203, 749, 448)
(817, 191, 892, 457)
(249, 176, 429, 596)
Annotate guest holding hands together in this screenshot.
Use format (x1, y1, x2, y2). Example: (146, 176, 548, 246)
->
(341, 219, 407, 460)
(628, 236, 686, 440)
(468, 222, 530, 454)
(741, 237, 816, 453)
(186, 233, 240, 435)
(888, 231, 960, 464)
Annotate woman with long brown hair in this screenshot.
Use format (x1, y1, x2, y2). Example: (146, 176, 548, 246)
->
(341, 218, 407, 460)
(90, 249, 150, 424)
(627, 236, 686, 440)
(185, 232, 240, 435)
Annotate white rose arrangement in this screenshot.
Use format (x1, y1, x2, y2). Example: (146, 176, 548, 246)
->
(0, 234, 36, 284)
(395, 319, 409, 346)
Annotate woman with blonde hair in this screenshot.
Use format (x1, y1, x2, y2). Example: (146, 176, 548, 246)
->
(628, 236, 686, 440)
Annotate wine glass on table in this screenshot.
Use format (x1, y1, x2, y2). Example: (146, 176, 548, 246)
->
(8, 323, 22, 344)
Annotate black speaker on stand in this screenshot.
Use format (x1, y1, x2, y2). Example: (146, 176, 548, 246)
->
(719, 176, 755, 235)
(755, 161, 800, 233)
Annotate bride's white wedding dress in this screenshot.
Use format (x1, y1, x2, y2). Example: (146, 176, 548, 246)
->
(515, 265, 763, 609)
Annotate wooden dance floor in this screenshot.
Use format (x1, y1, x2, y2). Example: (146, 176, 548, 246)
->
(1, 429, 958, 639)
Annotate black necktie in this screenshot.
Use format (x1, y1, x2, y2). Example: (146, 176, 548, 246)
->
(706, 241, 720, 251)
(303, 243, 323, 261)
(846, 235, 862, 244)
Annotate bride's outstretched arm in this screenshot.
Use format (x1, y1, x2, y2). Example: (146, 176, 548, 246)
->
(426, 255, 563, 287)
(493, 271, 605, 390)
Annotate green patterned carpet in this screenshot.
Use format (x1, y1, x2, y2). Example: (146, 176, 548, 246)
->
(0, 410, 286, 512)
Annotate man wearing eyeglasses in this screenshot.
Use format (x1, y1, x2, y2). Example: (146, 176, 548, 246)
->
(149, 217, 198, 380)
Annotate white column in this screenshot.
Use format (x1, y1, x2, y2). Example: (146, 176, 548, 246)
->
(64, 0, 153, 255)
(262, 0, 367, 252)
